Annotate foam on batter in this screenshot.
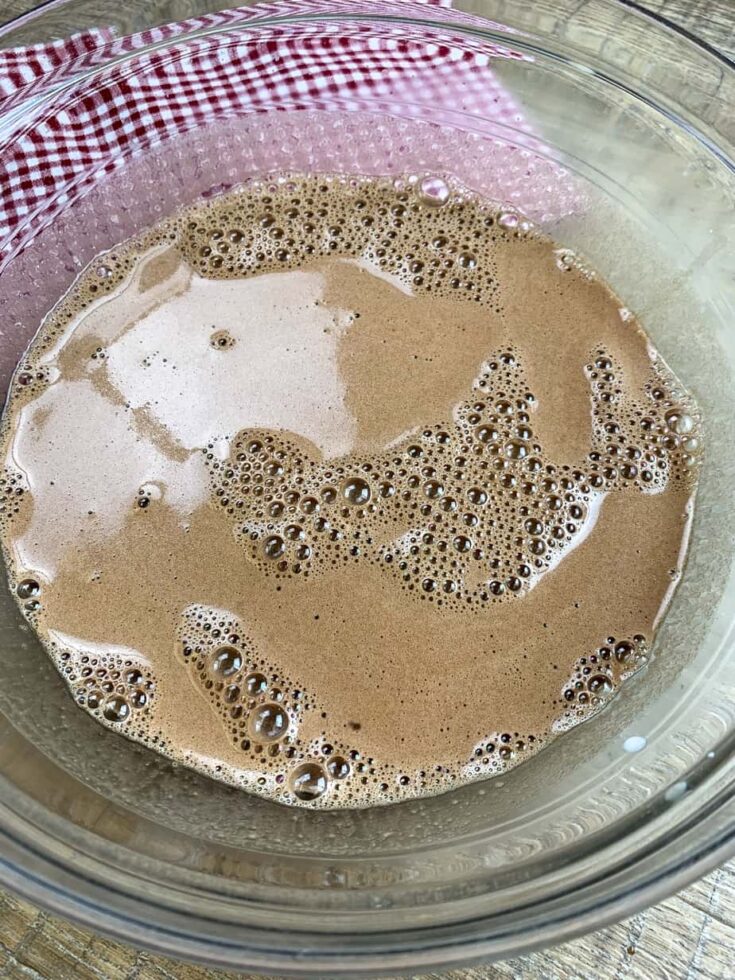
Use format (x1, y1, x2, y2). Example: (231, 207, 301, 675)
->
(0, 173, 701, 807)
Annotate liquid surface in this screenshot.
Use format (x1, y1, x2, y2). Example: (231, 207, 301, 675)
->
(0, 174, 701, 807)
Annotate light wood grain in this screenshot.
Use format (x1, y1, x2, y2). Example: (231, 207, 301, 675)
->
(0, 1, 733, 977)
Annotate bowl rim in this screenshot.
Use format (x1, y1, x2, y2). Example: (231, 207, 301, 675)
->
(0, 0, 733, 972)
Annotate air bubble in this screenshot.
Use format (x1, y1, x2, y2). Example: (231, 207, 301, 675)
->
(505, 440, 527, 460)
(327, 756, 350, 779)
(264, 535, 286, 559)
(245, 671, 268, 695)
(498, 212, 519, 229)
(476, 425, 499, 444)
(103, 696, 130, 723)
(423, 479, 444, 499)
(665, 409, 693, 435)
(555, 250, 574, 272)
(212, 647, 243, 676)
(248, 702, 289, 742)
(16, 578, 40, 600)
(343, 477, 371, 505)
(290, 761, 329, 800)
(588, 674, 612, 695)
(211, 330, 235, 350)
(418, 175, 450, 207)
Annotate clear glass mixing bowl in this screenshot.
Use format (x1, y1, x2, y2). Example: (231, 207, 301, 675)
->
(0, 1, 733, 973)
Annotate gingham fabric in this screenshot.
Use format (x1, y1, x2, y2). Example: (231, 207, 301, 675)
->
(0, 0, 545, 266)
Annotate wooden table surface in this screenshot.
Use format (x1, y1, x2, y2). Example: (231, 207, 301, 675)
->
(1, 1, 733, 977)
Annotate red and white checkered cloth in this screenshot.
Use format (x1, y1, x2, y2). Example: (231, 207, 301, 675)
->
(0, 0, 575, 267)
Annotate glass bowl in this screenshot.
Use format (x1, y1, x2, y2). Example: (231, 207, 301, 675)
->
(0, 1, 733, 974)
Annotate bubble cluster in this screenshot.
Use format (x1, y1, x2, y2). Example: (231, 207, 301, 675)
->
(176, 605, 402, 805)
(207, 340, 699, 611)
(585, 353, 702, 490)
(11, 572, 43, 622)
(463, 729, 546, 780)
(0, 466, 28, 534)
(173, 172, 505, 307)
(174, 601, 542, 806)
(554, 634, 648, 732)
(55, 647, 156, 739)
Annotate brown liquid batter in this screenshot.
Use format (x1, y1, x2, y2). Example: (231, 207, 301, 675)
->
(0, 174, 701, 807)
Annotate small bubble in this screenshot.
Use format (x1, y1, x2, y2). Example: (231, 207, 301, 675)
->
(248, 702, 289, 742)
(264, 535, 286, 559)
(418, 175, 450, 207)
(290, 761, 329, 800)
(588, 674, 613, 695)
(614, 641, 635, 664)
(423, 479, 444, 499)
(212, 646, 242, 676)
(245, 671, 268, 696)
(210, 330, 235, 350)
(343, 477, 371, 505)
(476, 425, 499, 444)
(16, 578, 40, 600)
(327, 756, 350, 779)
(300, 496, 319, 514)
(555, 250, 574, 272)
(498, 212, 519, 229)
(505, 440, 527, 460)
(103, 695, 130, 723)
(665, 409, 693, 435)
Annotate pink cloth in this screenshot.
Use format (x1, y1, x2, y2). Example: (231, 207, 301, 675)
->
(0, 1, 572, 265)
